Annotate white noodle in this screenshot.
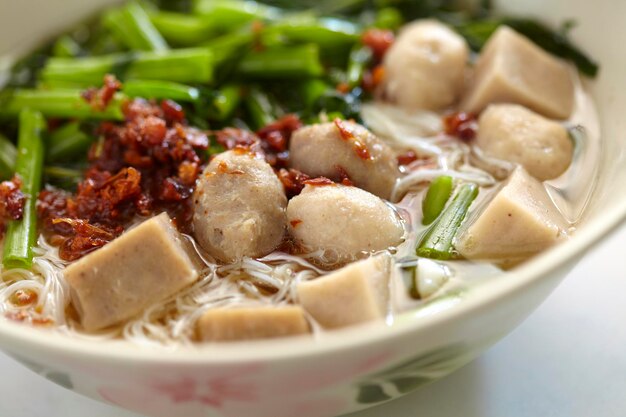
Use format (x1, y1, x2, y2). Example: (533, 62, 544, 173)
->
(0, 98, 497, 347)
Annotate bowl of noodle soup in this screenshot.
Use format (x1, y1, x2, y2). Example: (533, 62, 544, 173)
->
(0, 0, 624, 416)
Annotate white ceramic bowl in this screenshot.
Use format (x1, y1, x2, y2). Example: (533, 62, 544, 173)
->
(1, 1, 625, 416)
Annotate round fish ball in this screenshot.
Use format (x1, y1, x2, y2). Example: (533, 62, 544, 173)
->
(476, 104, 573, 180)
(289, 121, 399, 200)
(193, 150, 287, 263)
(381, 20, 469, 110)
(287, 184, 405, 264)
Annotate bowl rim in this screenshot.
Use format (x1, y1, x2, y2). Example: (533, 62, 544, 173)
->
(0, 192, 624, 365)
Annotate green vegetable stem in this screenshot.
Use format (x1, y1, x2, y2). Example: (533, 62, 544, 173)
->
(417, 183, 478, 260)
(3, 110, 46, 270)
(422, 175, 453, 225)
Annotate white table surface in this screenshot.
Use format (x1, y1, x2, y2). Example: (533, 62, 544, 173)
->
(1, 224, 625, 417)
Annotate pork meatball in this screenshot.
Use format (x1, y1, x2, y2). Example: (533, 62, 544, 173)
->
(381, 20, 469, 110)
(287, 184, 405, 264)
(193, 150, 287, 263)
(476, 104, 573, 180)
(289, 120, 399, 200)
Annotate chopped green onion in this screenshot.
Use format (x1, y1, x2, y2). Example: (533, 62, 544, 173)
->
(103, 1, 169, 52)
(422, 175, 453, 225)
(0, 89, 125, 120)
(3, 110, 46, 270)
(0, 135, 17, 180)
(417, 183, 478, 260)
(123, 80, 200, 102)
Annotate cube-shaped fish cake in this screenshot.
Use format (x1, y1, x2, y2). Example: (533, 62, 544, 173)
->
(461, 26, 574, 119)
(297, 253, 391, 329)
(64, 213, 199, 331)
(456, 167, 568, 261)
(196, 306, 310, 341)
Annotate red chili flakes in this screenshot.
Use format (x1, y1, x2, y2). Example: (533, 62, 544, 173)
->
(4, 310, 53, 326)
(256, 114, 302, 166)
(0, 176, 26, 237)
(214, 128, 258, 150)
(52, 218, 119, 261)
(213, 114, 302, 170)
(32, 317, 54, 326)
(334, 119, 372, 161)
(178, 161, 200, 185)
(362, 29, 395, 61)
(5, 310, 28, 322)
(0, 176, 25, 221)
(251, 20, 267, 51)
(9, 289, 38, 307)
(443, 112, 478, 141)
(38, 90, 209, 261)
(81, 74, 122, 111)
(161, 99, 185, 124)
(290, 219, 303, 228)
(303, 177, 335, 187)
(397, 150, 419, 166)
(335, 165, 354, 186)
(362, 65, 386, 93)
(277, 168, 311, 198)
(336, 82, 350, 94)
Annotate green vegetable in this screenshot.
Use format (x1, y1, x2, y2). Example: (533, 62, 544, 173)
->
(44, 166, 83, 178)
(3, 110, 46, 270)
(346, 45, 372, 89)
(207, 141, 226, 157)
(47, 122, 93, 163)
(237, 44, 324, 79)
(245, 87, 278, 129)
(417, 183, 478, 260)
(300, 79, 330, 109)
(40, 48, 214, 87)
(193, 0, 282, 28)
(265, 17, 360, 49)
(149, 11, 216, 46)
(103, 1, 169, 51)
(205, 30, 255, 64)
(0, 89, 125, 120)
(299, 79, 360, 121)
(123, 80, 200, 102)
(207, 84, 241, 121)
(43, 166, 84, 189)
(422, 176, 453, 225)
(52, 35, 82, 58)
(374, 7, 403, 30)
(0, 135, 17, 180)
